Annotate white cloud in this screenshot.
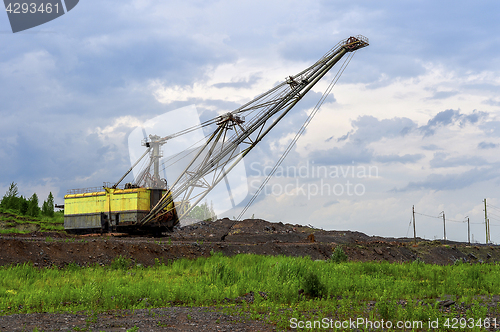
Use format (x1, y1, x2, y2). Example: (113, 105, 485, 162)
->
(3, 0, 500, 242)
(92, 115, 142, 141)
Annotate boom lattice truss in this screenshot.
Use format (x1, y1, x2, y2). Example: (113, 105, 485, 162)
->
(116, 35, 369, 229)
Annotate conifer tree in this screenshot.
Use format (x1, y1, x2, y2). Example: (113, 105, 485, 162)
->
(19, 195, 29, 215)
(42, 192, 55, 217)
(27, 193, 40, 217)
(0, 182, 19, 211)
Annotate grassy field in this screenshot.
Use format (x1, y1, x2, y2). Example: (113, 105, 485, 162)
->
(0, 210, 64, 234)
(0, 252, 499, 331)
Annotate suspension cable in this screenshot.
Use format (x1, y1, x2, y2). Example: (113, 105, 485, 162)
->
(237, 51, 356, 220)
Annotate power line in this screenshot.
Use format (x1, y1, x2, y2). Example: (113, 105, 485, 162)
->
(487, 216, 500, 223)
(487, 206, 500, 213)
(413, 207, 491, 243)
(406, 215, 412, 238)
(447, 218, 468, 223)
(414, 210, 468, 223)
(414, 211, 441, 219)
(487, 211, 500, 219)
(487, 203, 500, 211)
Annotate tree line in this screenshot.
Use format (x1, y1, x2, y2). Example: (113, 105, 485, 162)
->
(189, 200, 217, 221)
(0, 182, 55, 218)
(1, 182, 216, 221)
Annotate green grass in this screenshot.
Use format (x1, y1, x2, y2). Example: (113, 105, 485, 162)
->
(0, 228, 30, 235)
(0, 210, 64, 234)
(0, 254, 499, 330)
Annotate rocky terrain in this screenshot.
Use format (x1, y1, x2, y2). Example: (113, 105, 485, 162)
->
(1, 217, 499, 331)
(0, 218, 498, 269)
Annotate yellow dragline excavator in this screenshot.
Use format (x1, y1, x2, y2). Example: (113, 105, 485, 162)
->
(63, 36, 369, 234)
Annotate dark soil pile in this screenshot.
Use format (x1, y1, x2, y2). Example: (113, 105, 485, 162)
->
(1, 217, 499, 331)
(0, 217, 498, 268)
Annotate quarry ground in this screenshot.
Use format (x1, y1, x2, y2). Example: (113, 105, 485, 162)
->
(0, 217, 498, 269)
(1, 217, 499, 331)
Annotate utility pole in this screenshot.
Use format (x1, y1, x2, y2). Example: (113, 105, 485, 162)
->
(488, 218, 491, 244)
(467, 217, 470, 245)
(484, 199, 489, 244)
(442, 211, 446, 244)
(412, 205, 416, 244)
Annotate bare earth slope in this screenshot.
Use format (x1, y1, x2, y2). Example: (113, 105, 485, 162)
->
(1, 218, 499, 331)
(0, 218, 497, 268)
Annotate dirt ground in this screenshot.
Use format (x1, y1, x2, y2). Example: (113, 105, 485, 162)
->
(1, 218, 498, 268)
(0, 307, 274, 332)
(1, 217, 500, 331)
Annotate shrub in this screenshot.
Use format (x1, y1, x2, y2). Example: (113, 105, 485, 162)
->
(376, 291, 396, 320)
(110, 255, 132, 270)
(302, 271, 326, 297)
(330, 246, 348, 263)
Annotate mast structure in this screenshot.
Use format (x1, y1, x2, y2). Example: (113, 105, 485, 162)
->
(134, 135, 167, 189)
(123, 36, 369, 228)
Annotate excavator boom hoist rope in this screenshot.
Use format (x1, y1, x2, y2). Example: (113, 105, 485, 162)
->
(134, 35, 368, 229)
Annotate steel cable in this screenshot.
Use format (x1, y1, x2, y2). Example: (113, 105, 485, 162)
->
(237, 52, 356, 220)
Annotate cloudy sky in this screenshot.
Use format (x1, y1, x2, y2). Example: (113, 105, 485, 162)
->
(2, 0, 500, 243)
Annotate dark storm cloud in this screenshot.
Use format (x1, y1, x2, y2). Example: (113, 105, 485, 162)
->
(323, 200, 339, 208)
(337, 133, 349, 142)
(478, 141, 498, 150)
(419, 109, 488, 136)
(307, 108, 495, 170)
(309, 144, 373, 165)
(421, 144, 441, 151)
(212, 74, 262, 89)
(419, 109, 457, 136)
(479, 121, 500, 137)
(427, 91, 459, 100)
(392, 167, 500, 192)
(305, 1, 500, 86)
(374, 154, 424, 164)
(0, 117, 125, 190)
(310, 147, 424, 167)
(349, 116, 416, 143)
(482, 99, 500, 107)
(0, 5, 235, 92)
(430, 152, 489, 168)
(0, 0, 244, 195)
(308, 115, 418, 166)
(2, 0, 500, 212)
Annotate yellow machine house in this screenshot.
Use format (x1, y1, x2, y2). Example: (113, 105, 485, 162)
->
(64, 187, 174, 233)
